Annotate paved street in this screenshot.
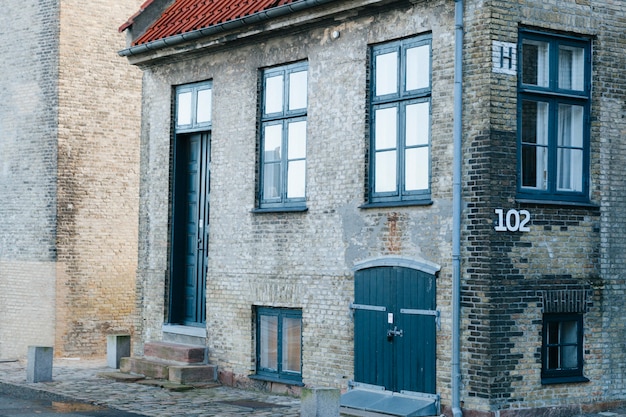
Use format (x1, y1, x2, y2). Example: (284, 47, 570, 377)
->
(1, 358, 625, 417)
(0, 390, 145, 416)
(0, 359, 300, 417)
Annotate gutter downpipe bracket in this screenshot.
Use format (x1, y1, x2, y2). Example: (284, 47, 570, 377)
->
(452, 0, 464, 417)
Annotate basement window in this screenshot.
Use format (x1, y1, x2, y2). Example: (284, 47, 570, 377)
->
(254, 307, 303, 384)
(541, 313, 588, 384)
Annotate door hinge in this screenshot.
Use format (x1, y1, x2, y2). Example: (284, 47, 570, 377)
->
(400, 308, 441, 330)
(350, 303, 387, 312)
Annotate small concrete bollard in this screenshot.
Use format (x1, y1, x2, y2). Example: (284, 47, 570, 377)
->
(26, 346, 53, 383)
(301, 387, 340, 417)
(107, 334, 131, 369)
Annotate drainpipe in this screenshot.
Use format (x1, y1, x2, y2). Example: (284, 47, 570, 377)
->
(452, 0, 464, 417)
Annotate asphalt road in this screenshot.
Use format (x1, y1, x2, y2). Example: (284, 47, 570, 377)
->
(0, 390, 146, 417)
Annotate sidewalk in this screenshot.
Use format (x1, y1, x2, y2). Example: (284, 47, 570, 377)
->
(0, 358, 300, 416)
(1, 358, 625, 417)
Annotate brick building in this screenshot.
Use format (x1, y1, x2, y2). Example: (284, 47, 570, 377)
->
(119, 0, 626, 415)
(0, 0, 143, 359)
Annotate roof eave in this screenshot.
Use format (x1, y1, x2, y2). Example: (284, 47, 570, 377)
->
(119, 0, 338, 58)
(119, 0, 409, 63)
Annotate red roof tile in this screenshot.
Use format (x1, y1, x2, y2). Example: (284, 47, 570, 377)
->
(128, 0, 300, 46)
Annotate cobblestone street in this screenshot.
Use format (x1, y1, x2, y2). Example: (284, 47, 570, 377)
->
(0, 359, 300, 417)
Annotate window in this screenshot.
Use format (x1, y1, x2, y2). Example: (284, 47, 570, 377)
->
(175, 81, 212, 132)
(367, 35, 432, 206)
(258, 62, 308, 210)
(541, 313, 587, 384)
(256, 307, 302, 383)
(518, 31, 591, 203)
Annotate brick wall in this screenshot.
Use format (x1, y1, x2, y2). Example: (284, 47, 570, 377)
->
(462, 0, 626, 414)
(0, 0, 143, 359)
(129, 0, 625, 414)
(0, 0, 59, 359)
(134, 0, 457, 400)
(55, 0, 143, 357)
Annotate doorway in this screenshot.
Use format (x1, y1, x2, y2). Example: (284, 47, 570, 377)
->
(353, 266, 437, 394)
(169, 132, 210, 326)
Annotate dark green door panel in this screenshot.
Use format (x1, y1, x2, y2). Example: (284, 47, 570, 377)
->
(170, 133, 210, 326)
(354, 266, 436, 394)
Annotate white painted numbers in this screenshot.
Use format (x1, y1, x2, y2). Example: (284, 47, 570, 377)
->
(494, 209, 531, 232)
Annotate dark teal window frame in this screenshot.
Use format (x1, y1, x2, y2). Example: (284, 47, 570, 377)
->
(175, 81, 213, 133)
(541, 313, 588, 385)
(255, 307, 303, 384)
(517, 30, 591, 204)
(258, 62, 308, 211)
(367, 35, 432, 207)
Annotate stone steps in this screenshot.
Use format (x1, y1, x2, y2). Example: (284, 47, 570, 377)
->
(120, 341, 217, 385)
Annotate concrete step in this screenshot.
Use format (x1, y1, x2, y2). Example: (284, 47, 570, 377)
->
(120, 357, 169, 379)
(169, 364, 218, 384)
(144, 341, 207, 364)
(120, 357, 218, 384)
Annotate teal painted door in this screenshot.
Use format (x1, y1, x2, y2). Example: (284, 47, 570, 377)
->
(170, 132, 210, 326)
(354, 266, 436, 394)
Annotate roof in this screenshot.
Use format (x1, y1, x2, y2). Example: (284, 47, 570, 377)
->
(123, 0, 299, 46)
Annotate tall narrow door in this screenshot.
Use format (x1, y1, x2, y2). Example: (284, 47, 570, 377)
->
(170, 132, 210, 326)
(353, 266, 436, 394)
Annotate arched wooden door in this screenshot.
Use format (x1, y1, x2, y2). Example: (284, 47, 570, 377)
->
(353, 266, 437, 394)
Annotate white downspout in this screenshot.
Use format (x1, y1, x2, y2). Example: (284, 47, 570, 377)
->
(452, 0, 464, 416)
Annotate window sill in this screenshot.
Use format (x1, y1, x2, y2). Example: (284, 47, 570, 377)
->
(516, 198, 599, 209)
(252, 206, 308, 214)
(360, 199, 433, 209)
(541, 375, 589, 385)
(249, 374, 304, 386)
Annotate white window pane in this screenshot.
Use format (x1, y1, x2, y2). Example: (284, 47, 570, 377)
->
(536, 101, 549, 146)
(376, 52, 398, 96)
(375, 151, 397, 193)
(406, 45, 430, 91)
(265, 75, 284, 114)
(287, 160, 306, 199)
(263, 124, 282, 199)
(288, 121, 307, 159)
(375, 107, 398, 150)
(558, 104, 584, 148)
(406, 102, 430, 146)
(558, 148, 583, 192)
(260, 315, 278, 370)
(559, 45, 585, 91)
(264, 124, 282, 161)
(405, 147, 429, 191)
(263, 164, 281, 199)
(557, 104, 584, 191)
(177, 91, 192, 126)
(522, 40, 549, 87)
(289, 70, 308, 111)
(196, 88, 212, 124)
(282, 317, 302, 373)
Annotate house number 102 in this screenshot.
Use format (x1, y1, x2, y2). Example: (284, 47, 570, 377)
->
(494, 209, 531, 232)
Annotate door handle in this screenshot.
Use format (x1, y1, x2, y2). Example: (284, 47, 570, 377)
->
(387, 326, 403, 341)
